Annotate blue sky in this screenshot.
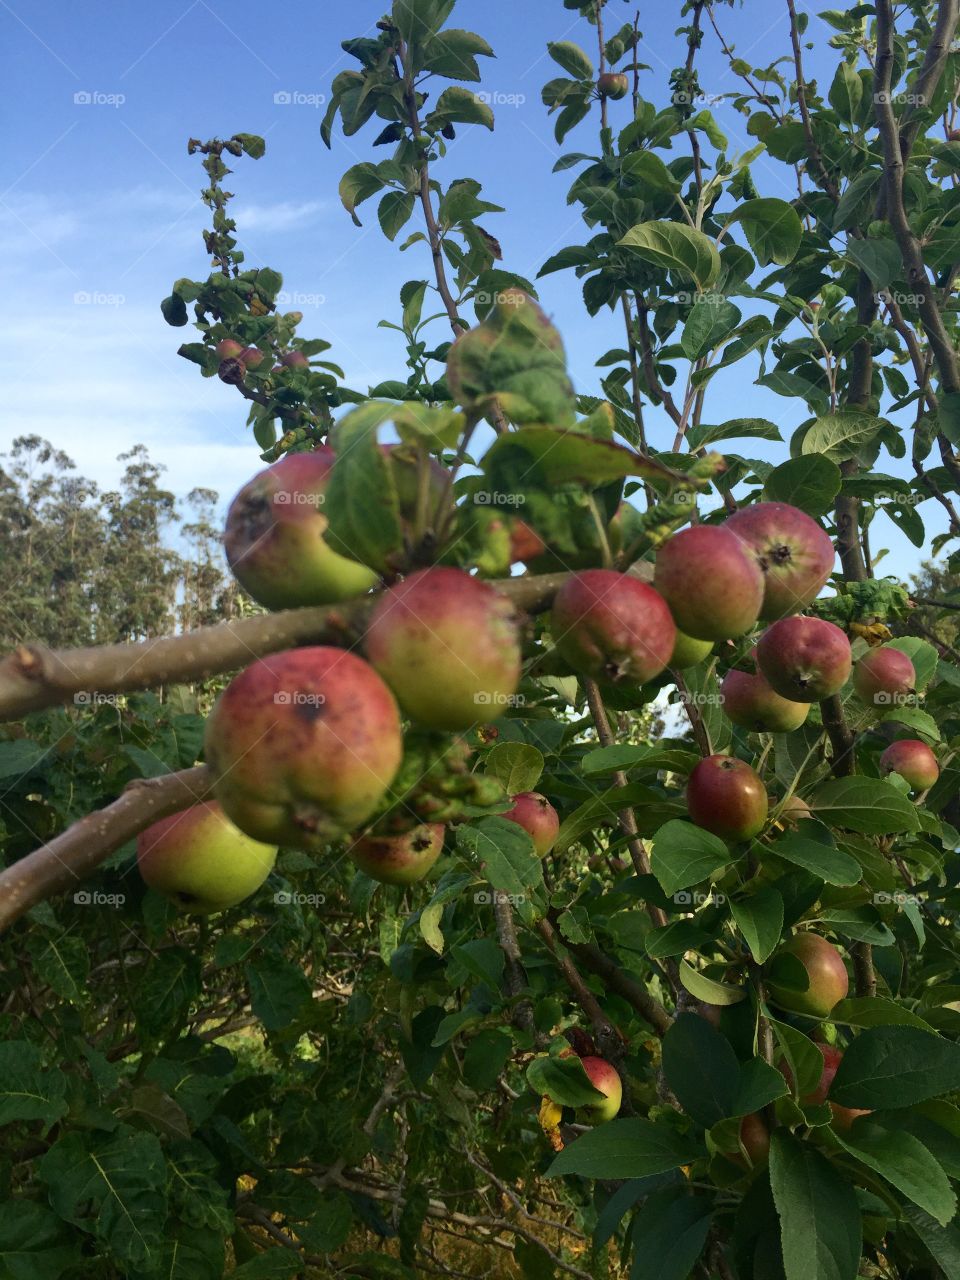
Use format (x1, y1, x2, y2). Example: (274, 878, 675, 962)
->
(0, 1, 936, 577)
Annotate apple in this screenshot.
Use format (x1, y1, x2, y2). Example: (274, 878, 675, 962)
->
(654, 526, 765, 641)
(783, 1042, 872, 1129)
(720, 668, 810, 733)
(216, 338, 244, 360)
(224, 448, 378, 610)
(756, 616, 852, 702)
(365, 567, 522, 731)
(767, 932, 849, 1019)
(557, 1050, 623, 1124)
(597, 72, 629, 100)
(879, 739, 940, 790)
(502, 792, 560, 856)
(350, 823, 444, 886)
(725, 502, 835, 620)
(280, 350, 309, 367)
(204, 646, 403, 850)
(137, 799, 277, 914)
(853, 646, 916, 709)
(509, 519, 548, 565)
(670, 630, 714, 669)
(550, 570, 676, 685)
(737, 1112, 770, 1167)
(239, 345, 265, 369)
(778, 794, 812, 826)
(686, 754, 768, 841)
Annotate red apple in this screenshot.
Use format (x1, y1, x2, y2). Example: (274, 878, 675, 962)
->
(557, 1050, 623, 1124)
(686, 754, 769, 841)
(879, 739, 939, 791)
(349, 823, 444, 886)
(137, 800, 277, 914)
(239, 345, 265, 369)
(854, 646, 916, 709)
(725, 502, 835, 620)
(502, 792, 560, 856)
(654, 526, 765, 641)
(550, 570, 676, 685)
(224, 449, 378, 610)
(216, 338, 244, 360)
(756, 616, 852, 702)
(597, 72, 629, 100)
(737, 1112, 770, 1166)
(280, 350, 309, 368)
(509, 519, 548, 565)
(767, 933, 849, 1019)
(365, 567, 522, 731)
(204, 646, 403, 850)
(720, 668, 810, 733)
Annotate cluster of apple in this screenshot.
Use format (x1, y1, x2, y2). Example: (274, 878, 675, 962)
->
(215, 336, 309, 382)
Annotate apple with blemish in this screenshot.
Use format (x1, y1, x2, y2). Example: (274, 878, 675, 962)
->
(854, 646, 916, 709)
(724, 502, 835, 620)
(686, 754, 769, 841)
(502, 792, 560, 856)
(597, 72, 629, 100)
(350, 823, 445, 886)
(550, 569, 676, 685)
(756, 616, 852, 702)
(655, 525, 765, 641)
(216, 338, 244, 360)
(880, 739, 939, 791)
(720, 668, 810, 733)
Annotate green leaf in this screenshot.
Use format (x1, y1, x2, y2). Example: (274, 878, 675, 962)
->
(420, 28, 494, 81)
(0, 1042, 68, 1128)
(324, 401, 404, 572)
(733, 1058, 789, 1115)
(485, 743, 544, 794)
(769, 1132, 861, 1280)
(0, 1201, 80, 1280)
(378, 190, 416, 241)
(645, 919, 709, 959)
(834, 1122, 956, 1225)
(246, 955, 314, 1031)
(801, 411, 884, 462)
(463, 1030, 512, 1091)
(687, 418, 782, 450)
(581, 744, 699, 776)
(772, 1018, 825, 1096)
(828, 60, 862, 123)
(629, 1189, 712, 1280)
(831, 996, 934, 1032)
(727, 198, 802, 266)
(232, 1252, 304, 1278)
(650, 820, 730, 898)
(456, 817, 543, 897)
(547, 1118, 701, 1179)
(621, 151, 680, 193)
(810, 778, 920, 834)
(731, 888, 784, 963)
(419, 901, 445, 955)
(547, 40, 594, 79)
(160, 293, 188, 327)
(527, 1053, 610, 1109)
(618, 221, 721, 290)
(846, 238, 902, 289)
(339, 162, 386, 224)
(763, 455, 842, 514)
(427, 85, 494, 130)
(831, 1028, 960, 1109)
(483, 427, 673, 487)
(886, 637, 939, 690)
(903, 1205, 960, 1280)
(681, 298, 741, 360)
(678, 961, 746, 1006)
(136, 947, 201, 1039)
(768, 834, 862, 886)
(662, 1014, 741, 1126)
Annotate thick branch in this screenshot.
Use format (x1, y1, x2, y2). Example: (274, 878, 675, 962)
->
(565, 939, 672, 1035)
(820, 694, 856, 777)
(0, 766, 213, 932)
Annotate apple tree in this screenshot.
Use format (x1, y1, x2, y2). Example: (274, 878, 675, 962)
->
(4, 1, 960, 1277)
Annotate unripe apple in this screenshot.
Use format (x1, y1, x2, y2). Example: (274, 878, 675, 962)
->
(239, 345, 265, 369)
(853, 646, 916, 709)
(365, 567, 522, 731)
(137, 800, 277, 914)
(781, 1042, 872, 1128)
(597, 72, 629, 100)
(778, 794, 812, 826)
(502, 792, 560, 856)
(686, 754, 768, 841)
(767, 932, 849, 1019)
(654, 526, 765, 641)
(724, 502, 835, 620)
(720, 668, 810, 733)
(349, 823, 444, 886)
(224, 449, 378, 610)
(280, 350, 309, 368)
(670, 630, 714, 669)
(204, 646, 403, 850)
(879, 739, 940, 790)
(550, 570, 676, 685)
(577, 1055, 622, 1123)
(756, 616, 852, 702)
(216, 338, 244, 360)
(737, 1112, 770, 1166)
